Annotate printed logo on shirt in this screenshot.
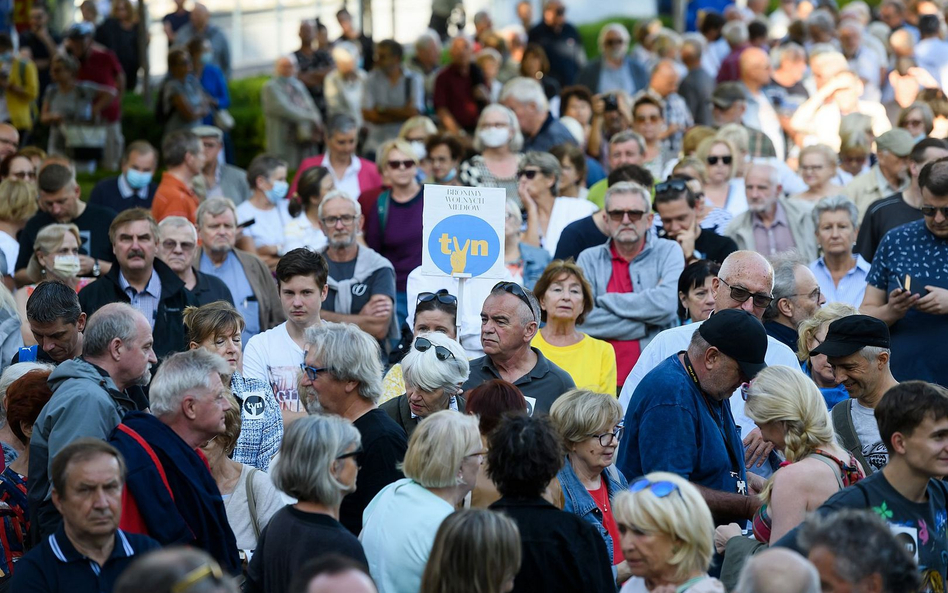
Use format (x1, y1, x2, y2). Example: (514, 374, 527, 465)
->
(351, 283, 368, 297)
(79, 229, 92, 255)
(242, 392, 266, 419)
(267, 365, 301, 413)
(891, 524, 920, 563)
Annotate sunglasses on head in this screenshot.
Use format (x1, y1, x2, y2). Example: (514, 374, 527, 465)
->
(493, 281, 537, 321)
(414, 336, 456, 361)
(707, 155, 733, 165)
(417, 289, 458, 306)
(655, 179, 688, 194)
(387, 159, 415, 170)
(629, 478, 680, 498)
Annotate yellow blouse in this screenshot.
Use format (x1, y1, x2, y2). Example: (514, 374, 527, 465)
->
(532, 330, 617, 397)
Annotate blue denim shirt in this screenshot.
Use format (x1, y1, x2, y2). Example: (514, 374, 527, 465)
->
(519, 242, 551, 290)
(557, 456, 629, 569)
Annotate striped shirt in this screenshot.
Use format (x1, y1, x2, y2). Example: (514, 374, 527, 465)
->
(118, 270, 161, 329)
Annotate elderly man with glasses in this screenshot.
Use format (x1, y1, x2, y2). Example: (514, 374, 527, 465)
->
(762, 251, 825, 351)
(576, 181, 684, 393)
(618, 250, 803, 480)
(461, 281, 575, 415)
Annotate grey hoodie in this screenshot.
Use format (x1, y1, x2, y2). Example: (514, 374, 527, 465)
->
(577, 232, 684, 348)
(27, 358, 140, 536)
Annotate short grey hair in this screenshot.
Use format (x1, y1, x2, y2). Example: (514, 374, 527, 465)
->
(488, 284, 541, 326)
(304, 322, 383, 402)
(799, 509, 921, 592)
(520, 151, 561, 195)
(723, 20, 748, 46)
(812, 195, 859, 229)
(473, 104, 524, 152)
(149, 349, 230, 417)
(763, 250, 807, 322)
(604, 181, 651, 212)
(733, 549, 820, 593)
(806, 9, 836, 34)
(859, 345, 891, 364)
(195, 197, 237, 228)
(681, 34, 704, 60)
(500, 77, 549, 113)
(157, 216, 197, 242)
(317, 190, 361, 219)
(83, 303, 146, 358)
(403, 333, 470, 394)
(598, 23, 630, 51)
(414, 29, 442, 54)
(610, 129, 646, 153)
(270, 414, 361, 506)
(745, 162, 781, 187)
(771, 42, 805, 69)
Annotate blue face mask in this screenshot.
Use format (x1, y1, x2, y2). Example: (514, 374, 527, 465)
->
(126, 169, 153, 189)
(201, 52, 212, 65)
(438, 168, 457, 183)
(265, 180, 289, 204)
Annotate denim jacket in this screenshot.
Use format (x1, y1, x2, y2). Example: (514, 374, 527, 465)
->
(519, 242, 552, 290)
(558, 457, 629, 570)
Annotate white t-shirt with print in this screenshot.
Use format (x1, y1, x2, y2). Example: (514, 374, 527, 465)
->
(243, 322, 306, 413)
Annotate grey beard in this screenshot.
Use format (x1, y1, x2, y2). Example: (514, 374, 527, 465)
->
(301, 385, 324, 415)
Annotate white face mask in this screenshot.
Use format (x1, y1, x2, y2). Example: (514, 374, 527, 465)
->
(478, 127, 510, 148)
(410, 141, 427, 161)
(52, 254, 81, 277)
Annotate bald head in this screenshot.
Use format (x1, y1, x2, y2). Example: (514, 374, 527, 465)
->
(0, 123, 18, 160)
(275, 56, 295, 77)
(713, 251, 775, 319)
(740, 47, 772, 89)
(650, 59, 680, 97)
(734, 548, 821, 593)
(305, 571, 378, 593)
(890, 29, 915, 57)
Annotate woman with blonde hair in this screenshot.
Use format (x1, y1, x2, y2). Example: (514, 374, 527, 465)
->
(695, 135, 747, 217)
(796, 302, 858, 410)
(551, 389, 629, 582)
(715, 366, 865, 559)
(0, 180, 37, 280)
(420, 509, 521, 593)
(792, 144, 843, 202)
(361, 410, 483, 593)
(614, 472, 723, 592)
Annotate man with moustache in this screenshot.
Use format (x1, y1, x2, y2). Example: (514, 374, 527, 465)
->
(28, 303, 157, 536)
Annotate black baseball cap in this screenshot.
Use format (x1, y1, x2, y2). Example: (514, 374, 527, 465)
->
(810, 315, 890, 358)
(699, 309, 768, 379)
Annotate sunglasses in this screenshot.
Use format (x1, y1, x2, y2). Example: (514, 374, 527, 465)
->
(336, 447, 364, 461)
(655, 179, 688, 194)
(493, 281, 537, 321)
(921, 205, 948, 218)
(161, 239, 196, 252)
(387, 159, 416, 170)
(718, 277, 774, 308)
(518, 169, 540, 180)
(171, 562, 225, 593)
(300, 362, 329, 382)
(417, 290, 458, 306)
(604, 38, 624, 47)
(414, 336, 456, 362)
(707, 155, 733, 165)
(606, 209, 646, 223)
(629, 478, 680, 498)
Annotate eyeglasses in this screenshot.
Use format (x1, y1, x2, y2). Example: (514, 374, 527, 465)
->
(604, 38, 624, 47)
(10, 170, 35, 180)
(629, 478, 680, 498)
(740, 382, 751, 401)
(493, 281, 537, 321)
(387, 159, 416, 170)
(417, 290, 457, 306)
(921, 205, 948, 218)
(707, 155, 733, 165)
(800, 165, 825, 173)
(414, 336, 456, 362)
(466, 449, 488, 461)
(717, 277, 774, 308)
(480, 122, 508, 129)
(790, 287, 821, 302)
(606, 209, 647, 223)
(517, 169, 540, 180)
(321, 214, 357, 226)
(161, 239, 196, 252)
(904, 119, 925, 127)
(590, 425, 624, 447)
(655, 179, 688, 194)
(170, 562, 225, 593)
(300, 362, 329, 382)
(336, 447, 363, 461)
(635, 114, 662, 124)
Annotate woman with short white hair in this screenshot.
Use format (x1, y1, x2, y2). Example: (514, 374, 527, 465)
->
(380, 332, 470, 438)
(245, 414, 366, 593)
(808, 195, 870, 308)
(614, 472, 724, 592)
(361, 410, 483, 593)
(460, 104, 525, 202)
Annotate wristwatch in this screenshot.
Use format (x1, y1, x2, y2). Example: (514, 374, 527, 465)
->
(92, 259, 101, 277)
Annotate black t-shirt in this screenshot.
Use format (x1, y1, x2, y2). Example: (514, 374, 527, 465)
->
(16, 203, 117, 273)
(553, 215, 608, 262)
(776, 471, 948, 589)
(855, 192, 923, 263)
(245, 506, 367, 593)
(339, 409, 407, 535)
(20, 29, 61, 95)
(323, 257, 397, 316)
(694, 229, 738, 264)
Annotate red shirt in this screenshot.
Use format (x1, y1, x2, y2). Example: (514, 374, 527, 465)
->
(433, 63, 484, 131)
(590, 480, 623, 565)
(607, 241, 641, 385)
(77, 45, 123, 122)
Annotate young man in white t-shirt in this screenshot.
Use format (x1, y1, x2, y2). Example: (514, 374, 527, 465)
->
(243, 247, 328, 425)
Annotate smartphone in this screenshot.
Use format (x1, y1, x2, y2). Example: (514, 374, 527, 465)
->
(237, 218, 255, 229)
(902, 274, 930, 298)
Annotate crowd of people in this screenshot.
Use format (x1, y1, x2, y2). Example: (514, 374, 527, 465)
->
(0, 0, 947, 592)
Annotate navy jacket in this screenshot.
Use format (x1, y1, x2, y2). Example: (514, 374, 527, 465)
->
(88, 175, 158, 213)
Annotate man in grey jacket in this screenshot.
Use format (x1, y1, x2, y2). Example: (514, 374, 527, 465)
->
(27, 302, 156, 536)
(577, 181, 684, 392)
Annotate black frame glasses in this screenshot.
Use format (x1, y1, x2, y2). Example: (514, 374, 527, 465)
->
(921, 205, 948, 218)
(493, 281, 537, 321)
(336, 447, 364, 461)
(590, 425, 624, 447)
(417, 290, 458, 306)
(717, 277, 774, 308)
(300, 362, 329, 382)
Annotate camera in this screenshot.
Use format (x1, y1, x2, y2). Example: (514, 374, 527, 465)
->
(603, 94, 618, 112)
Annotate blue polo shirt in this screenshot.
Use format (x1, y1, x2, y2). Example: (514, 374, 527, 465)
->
(866, 219, 948, 384)
(617, 353, 746, 494)
(11, 524, 159, 592)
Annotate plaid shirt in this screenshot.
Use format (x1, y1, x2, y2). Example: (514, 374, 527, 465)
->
(745, 125, 777, 159)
